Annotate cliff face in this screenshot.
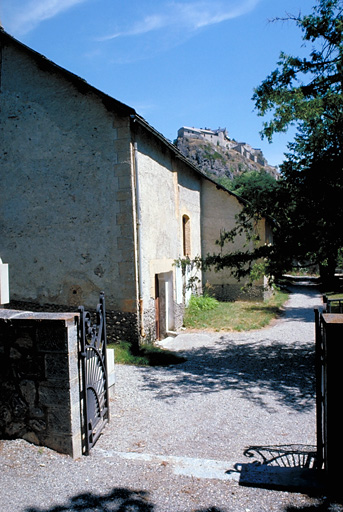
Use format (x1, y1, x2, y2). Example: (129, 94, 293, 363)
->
(175, 132, 278, 182)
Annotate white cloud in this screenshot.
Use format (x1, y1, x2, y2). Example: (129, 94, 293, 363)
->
(98, 14, 167, 41)
(2, 0, 88, 35)
(97, 0, 260, 42)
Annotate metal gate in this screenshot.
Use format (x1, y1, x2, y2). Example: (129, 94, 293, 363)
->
(78, 292, 110, 455)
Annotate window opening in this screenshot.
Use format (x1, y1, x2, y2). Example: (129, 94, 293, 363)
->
(182, 215, 190, 257)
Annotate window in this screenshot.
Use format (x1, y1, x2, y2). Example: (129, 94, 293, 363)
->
(182, 215, 190, 257)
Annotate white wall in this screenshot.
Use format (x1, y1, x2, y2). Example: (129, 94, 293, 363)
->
(0, 43, 136, 310)
(134, 127, 202, 335)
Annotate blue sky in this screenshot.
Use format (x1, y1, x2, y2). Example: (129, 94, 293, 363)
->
(1, 0, 316, 167)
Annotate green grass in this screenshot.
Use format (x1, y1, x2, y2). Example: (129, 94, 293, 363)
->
(183, 289, 289, 332)
(325, 292, 343, 299)
(108, 340, 186, 366)
(108, 290, 289, 366)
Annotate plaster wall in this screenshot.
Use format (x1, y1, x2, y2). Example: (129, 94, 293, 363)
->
(0, 44, 136, 311)
(201, 180, 265, 300)
(134, 128, 202, 337)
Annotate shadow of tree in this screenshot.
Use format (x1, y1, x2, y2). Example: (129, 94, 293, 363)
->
(23, 487, 229, 512)
(21, 483, 342, 512)
(251, 304, 317, 324)
(140, 338, 315, 412)
(248, 285, 321, 325)
(25, 488, 153, 512)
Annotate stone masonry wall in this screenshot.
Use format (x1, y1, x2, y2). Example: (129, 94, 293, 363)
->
(7, 300, 139, 345)
(0, 310, 82, 458)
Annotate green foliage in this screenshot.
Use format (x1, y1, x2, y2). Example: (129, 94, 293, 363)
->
(337, 248, 343, 269)
(216, 176, 233, 190)
(108, 340, 186, 366)
(203, 145, 226, 163)
(205, 0, 343, 289)
(227, 169, 277, 198)
(226, 169, 278, 215)
(187, 294, 219, 312)
(174, 256, 203, 296)
(253, 0, 343, 141)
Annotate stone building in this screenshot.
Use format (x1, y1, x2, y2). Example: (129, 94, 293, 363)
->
(0, 30, 270, 344)
(177, 126, 230, 148)
(178, 126, 269, 167)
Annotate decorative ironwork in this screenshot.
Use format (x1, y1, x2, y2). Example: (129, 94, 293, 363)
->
(78, 292, 110, 455)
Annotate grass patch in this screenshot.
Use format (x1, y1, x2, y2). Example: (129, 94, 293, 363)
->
(108, 340, 186, 366)
(108, 290, 289, 366)
(183, 289, 289, 332)
(325, 292, 343, 299)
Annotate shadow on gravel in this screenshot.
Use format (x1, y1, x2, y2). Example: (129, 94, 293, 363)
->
(140, 340, 315, 412)
(25, 488, 153, 512)
(273, 305, 318, 323)
(23, 487, 228, 512)
(22, 486, 343, 512)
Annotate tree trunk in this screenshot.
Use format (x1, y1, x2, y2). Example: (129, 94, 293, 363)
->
(319, 255, 338, 291)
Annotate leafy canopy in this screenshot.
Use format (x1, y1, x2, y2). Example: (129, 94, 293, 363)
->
(206, 0, 343, 288)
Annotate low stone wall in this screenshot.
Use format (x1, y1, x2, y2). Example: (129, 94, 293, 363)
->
(0, 309, 82, 458)
(6, 300, 139, 344)
(206, 283, 268, 302)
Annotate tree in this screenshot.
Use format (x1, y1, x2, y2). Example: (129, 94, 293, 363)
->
(206, 0, 343, 289)
(226, 169, 278, 211)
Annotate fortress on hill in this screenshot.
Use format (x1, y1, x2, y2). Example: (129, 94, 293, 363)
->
(177, 126, 269, 167)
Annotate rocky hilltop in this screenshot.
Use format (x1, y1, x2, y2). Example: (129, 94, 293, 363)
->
(175, 126, 278, 182)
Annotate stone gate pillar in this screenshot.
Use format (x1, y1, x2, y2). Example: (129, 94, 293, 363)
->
(0, 310, 82, 458)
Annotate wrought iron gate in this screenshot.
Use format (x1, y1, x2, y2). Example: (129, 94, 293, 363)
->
(79, 292, 110, 455)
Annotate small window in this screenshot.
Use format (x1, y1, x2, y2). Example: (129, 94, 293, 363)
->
(182, 215, 190, 257)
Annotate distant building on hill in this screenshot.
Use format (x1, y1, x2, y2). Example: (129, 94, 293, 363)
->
(177, 126, 269, 167)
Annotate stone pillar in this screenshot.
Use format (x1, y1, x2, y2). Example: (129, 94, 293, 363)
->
(0, 310, 82, 458)
(319, 313, 343, 492)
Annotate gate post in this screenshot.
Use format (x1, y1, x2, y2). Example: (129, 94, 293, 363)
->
(317, 313, 343, 491)
(314, 308, 324, 471)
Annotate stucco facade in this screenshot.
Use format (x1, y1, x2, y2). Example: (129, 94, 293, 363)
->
(0, 30, 269, 343)
(201, 180, 269, 300)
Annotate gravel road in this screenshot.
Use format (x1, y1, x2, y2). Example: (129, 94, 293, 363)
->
(1, 285, 342, 512)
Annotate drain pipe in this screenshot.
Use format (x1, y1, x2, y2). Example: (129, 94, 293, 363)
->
(134, 141, 145, 338)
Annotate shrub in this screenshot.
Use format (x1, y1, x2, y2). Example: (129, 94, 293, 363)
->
(187, 294, 219, 311)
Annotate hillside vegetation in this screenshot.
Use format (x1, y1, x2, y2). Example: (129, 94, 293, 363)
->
(175, 133, 278, 189)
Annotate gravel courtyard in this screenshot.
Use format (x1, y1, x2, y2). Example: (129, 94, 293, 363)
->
(1, 285, 342, 512)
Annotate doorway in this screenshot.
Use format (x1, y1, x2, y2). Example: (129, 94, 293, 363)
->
(155, 272, 174, 340)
